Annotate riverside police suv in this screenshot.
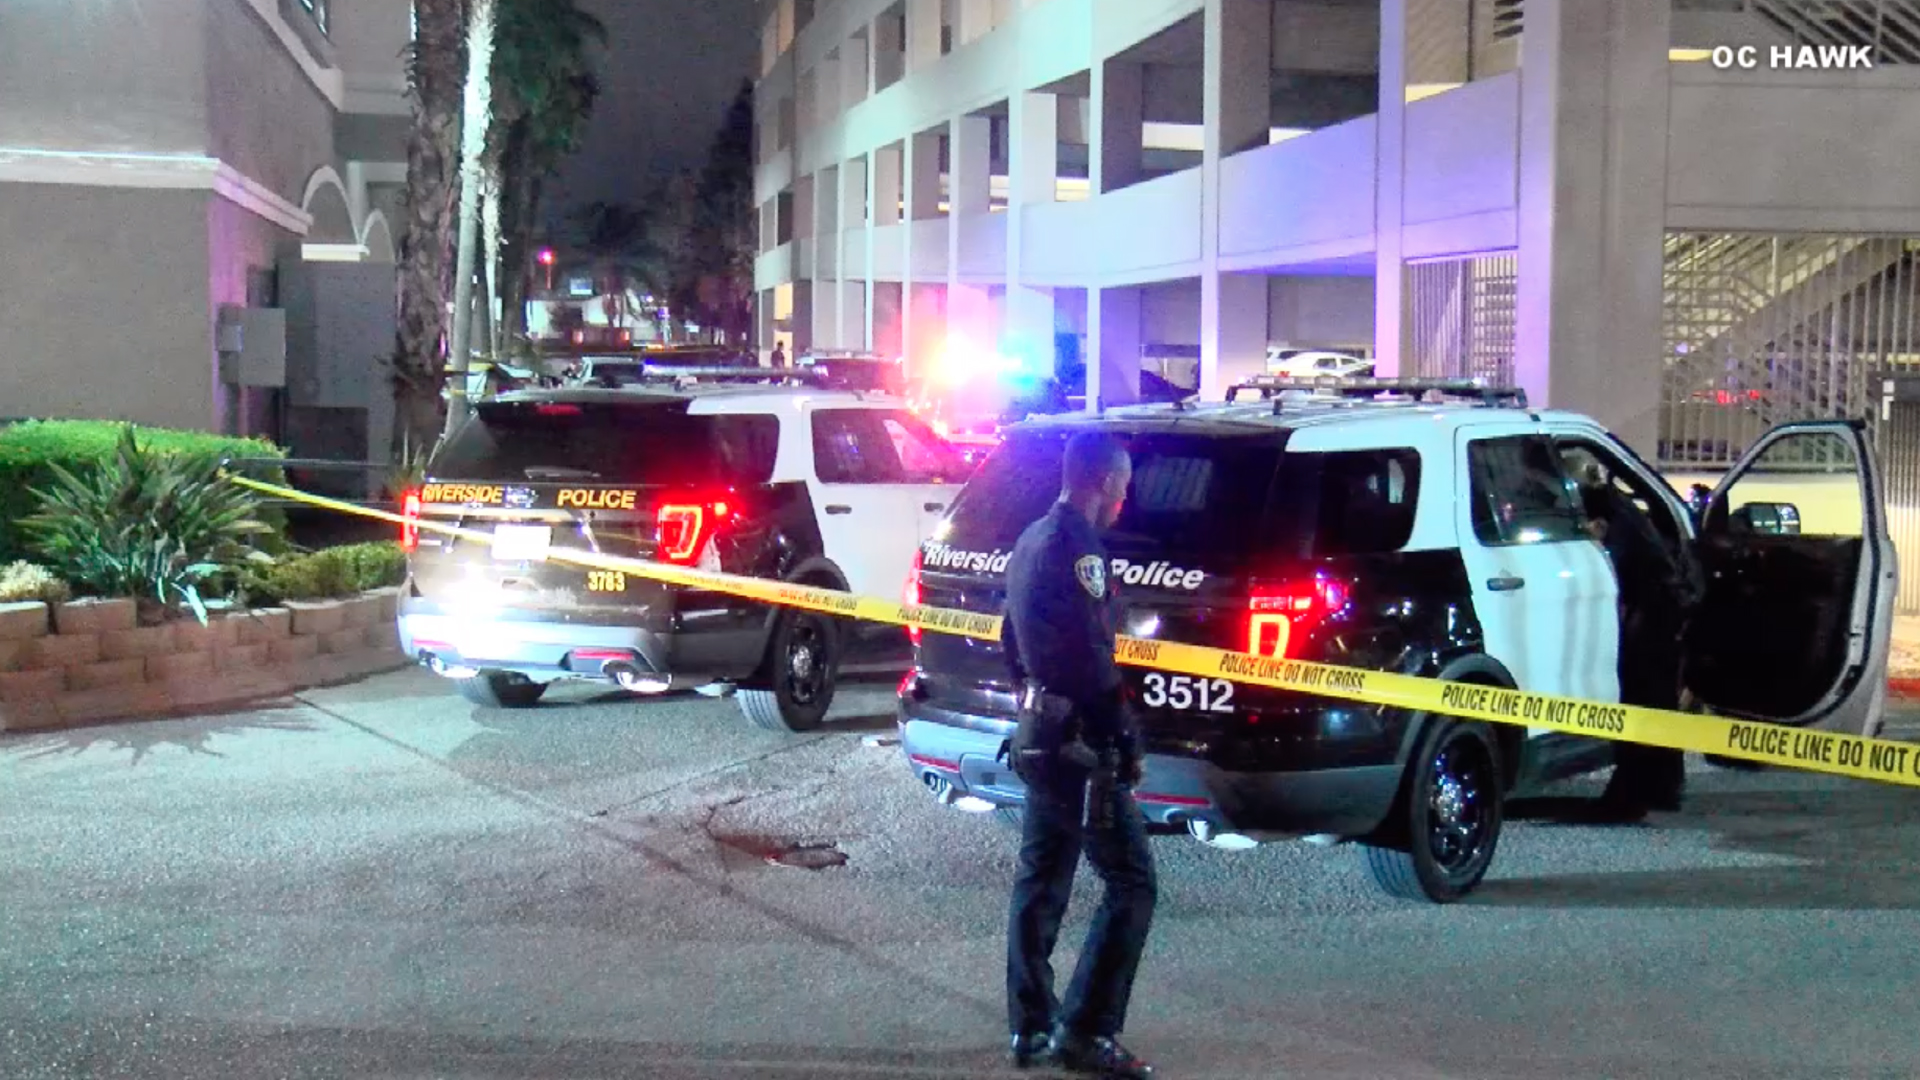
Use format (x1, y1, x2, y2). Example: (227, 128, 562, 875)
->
(898, 376, 1896, 903)
(398, 369, 968, 731)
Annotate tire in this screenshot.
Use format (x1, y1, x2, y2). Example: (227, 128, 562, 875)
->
(455, 670, 547, 709)
(1363, 719, 1504, 903)
(737, 608, 840, 733)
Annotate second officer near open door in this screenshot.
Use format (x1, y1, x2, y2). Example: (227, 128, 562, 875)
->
(1000, 431, 1158, 1079)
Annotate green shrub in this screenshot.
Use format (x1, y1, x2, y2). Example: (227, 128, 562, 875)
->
(240, 541, 408, 605)
(0, 420, 285, 563)
(0, 561, 71, 604)
(22, 425, 272, 623)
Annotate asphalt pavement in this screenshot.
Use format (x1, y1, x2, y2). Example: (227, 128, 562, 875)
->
(5, 673, 1920, 1080)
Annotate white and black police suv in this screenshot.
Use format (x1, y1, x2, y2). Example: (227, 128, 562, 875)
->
(397, 368, 970, 732)
(898, 375, 1897, 902)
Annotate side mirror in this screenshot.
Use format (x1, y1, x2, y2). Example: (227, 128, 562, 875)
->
(1729, 501, 1801, 536)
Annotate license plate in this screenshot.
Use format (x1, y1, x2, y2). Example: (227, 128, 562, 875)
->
(491, 524, 552, 562)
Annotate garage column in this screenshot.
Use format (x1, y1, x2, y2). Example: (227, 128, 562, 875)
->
(840, 158, 869, 349)
(905, 0, 942, 72)
(1005, 90, 1058, 370)
(1514, 0, 1669, 453)
(1199, 0, 1272, 398)
(1372, 0, 1417, 377)
(1091, 59, 1143, 193)
(954, 0, 994, 45)
(1088, 287, 1142, 411)
(948, 114, 992, 351)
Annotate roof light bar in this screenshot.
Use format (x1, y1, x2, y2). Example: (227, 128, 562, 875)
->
(1224, 375, 1527, 408)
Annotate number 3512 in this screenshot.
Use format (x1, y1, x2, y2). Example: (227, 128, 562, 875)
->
(1140, 673, 1235, 713)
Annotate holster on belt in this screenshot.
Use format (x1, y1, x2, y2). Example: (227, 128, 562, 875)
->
(999, 680, 1099, 779)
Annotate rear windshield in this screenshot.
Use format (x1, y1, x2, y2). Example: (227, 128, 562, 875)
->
(947, 430, 1422, 561)
(945, 428, 1285, 553)
(430, 399, 779, 485)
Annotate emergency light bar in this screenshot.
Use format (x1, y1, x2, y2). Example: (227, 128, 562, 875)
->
(637, 364, 838, 384)
(1225, 375, 1528, 408)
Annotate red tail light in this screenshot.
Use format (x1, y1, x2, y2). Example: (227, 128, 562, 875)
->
(401, 489, 421, 552)
(1246, 577, 1348, 659)
(655, 499, 732, 564)
(905, 549, 924, 646)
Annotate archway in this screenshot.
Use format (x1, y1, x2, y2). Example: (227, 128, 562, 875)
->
(300, 166, 362, 259)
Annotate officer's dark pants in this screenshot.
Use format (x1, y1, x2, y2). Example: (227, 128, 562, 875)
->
(1604, 605, 1686, 806)
(1007, 759, 1158, 1040)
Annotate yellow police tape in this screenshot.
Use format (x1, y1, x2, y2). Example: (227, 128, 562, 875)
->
(230, 473, 1920, 790)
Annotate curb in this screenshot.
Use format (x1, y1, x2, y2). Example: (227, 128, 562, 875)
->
(1891, 678, 1920, 700)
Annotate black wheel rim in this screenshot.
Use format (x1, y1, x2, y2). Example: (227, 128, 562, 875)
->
(1426, 735, 1495, 875)
(783, 618, 829, 705)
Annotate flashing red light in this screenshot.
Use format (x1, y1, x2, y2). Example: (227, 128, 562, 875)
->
(905, 548, 924, 646)
(616, 329, 632, 345)
(401, 489, 422, 552)
(537, 248, 556, 265)
(571, 329, 585, 344)
(1246, 578, 1348, 659)
(533, 403, 582, 416)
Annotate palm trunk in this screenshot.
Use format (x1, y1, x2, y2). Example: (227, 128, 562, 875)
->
(502, 171, 543, 349)
(480, 167, 501, 359)
(390, 0, 465, 459)
(444, 0, 498, 438)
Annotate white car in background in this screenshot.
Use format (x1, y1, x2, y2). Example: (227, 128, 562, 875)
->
(1267, 348, 1374, 380)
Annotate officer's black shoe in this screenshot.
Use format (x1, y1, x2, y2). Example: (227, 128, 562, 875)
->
(1050, 1030, 1154, 1078)
(1009, 1031, 1052, 1069)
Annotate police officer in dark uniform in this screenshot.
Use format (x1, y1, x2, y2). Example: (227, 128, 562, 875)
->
(1571, 455, 1696, 820)
(1000, 431, 1157, 1079)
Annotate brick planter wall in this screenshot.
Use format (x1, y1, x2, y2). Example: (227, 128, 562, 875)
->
(0, 587, 406, 733)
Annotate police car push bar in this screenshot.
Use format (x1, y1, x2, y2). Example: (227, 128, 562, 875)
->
(226, 473, 1920, 791)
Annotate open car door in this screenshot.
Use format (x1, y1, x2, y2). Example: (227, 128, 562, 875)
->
(1682, 420, 1898, 737)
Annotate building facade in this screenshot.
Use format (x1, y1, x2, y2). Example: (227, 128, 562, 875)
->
(752, 0, 1920, 462)
(0, 0, 410, 459)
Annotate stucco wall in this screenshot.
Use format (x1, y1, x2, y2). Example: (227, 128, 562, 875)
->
(0, 0, 209, 154)
(0, 187, 214, 430)
(205, 0, 340, 206)
(208, 194, 301, 437)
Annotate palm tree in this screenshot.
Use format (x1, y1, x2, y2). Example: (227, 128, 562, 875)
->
(391, 0, 466, 456)
(444, 0, 500, 436)
(486, 0, 606, 357)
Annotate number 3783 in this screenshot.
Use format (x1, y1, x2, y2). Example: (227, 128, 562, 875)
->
(1139, 673, 1235, 713)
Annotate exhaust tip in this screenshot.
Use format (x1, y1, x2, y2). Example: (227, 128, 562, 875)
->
(1186, 819, 1259, 851)
(922, 772, 957, 804)
(606, 662, 673, 694)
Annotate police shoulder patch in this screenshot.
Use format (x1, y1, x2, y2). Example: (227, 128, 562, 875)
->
(1074, 554, 1106, 599)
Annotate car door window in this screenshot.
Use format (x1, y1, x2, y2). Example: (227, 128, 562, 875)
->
(1711, 430, 1863, 539)
(1554, 438, 1685, 549)
(877, 412, 962, 483)
(812, 409, 907, 484)
(1466, 436, 1588, 546)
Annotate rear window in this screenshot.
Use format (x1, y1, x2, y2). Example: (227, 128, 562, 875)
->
(946, 429, 1284, 553)
(1269, 449, 1422, 557)
(430, 400, 779, 485)
(948, 431, 1423, 560)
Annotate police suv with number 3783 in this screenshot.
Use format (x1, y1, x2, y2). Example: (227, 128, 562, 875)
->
(895, 377, 1898, 905)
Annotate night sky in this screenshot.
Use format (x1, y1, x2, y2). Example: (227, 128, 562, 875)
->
(541, 0, 762, 224)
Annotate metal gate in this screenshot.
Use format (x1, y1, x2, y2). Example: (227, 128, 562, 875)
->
(1406, 251, 1517, 384)
(1659, 234, 1920, 468)
(1878, 377, 1920, 613)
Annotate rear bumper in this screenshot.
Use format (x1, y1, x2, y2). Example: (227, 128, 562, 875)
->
(897, 699, 1402, 841)
(398, 596, 764, 684)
